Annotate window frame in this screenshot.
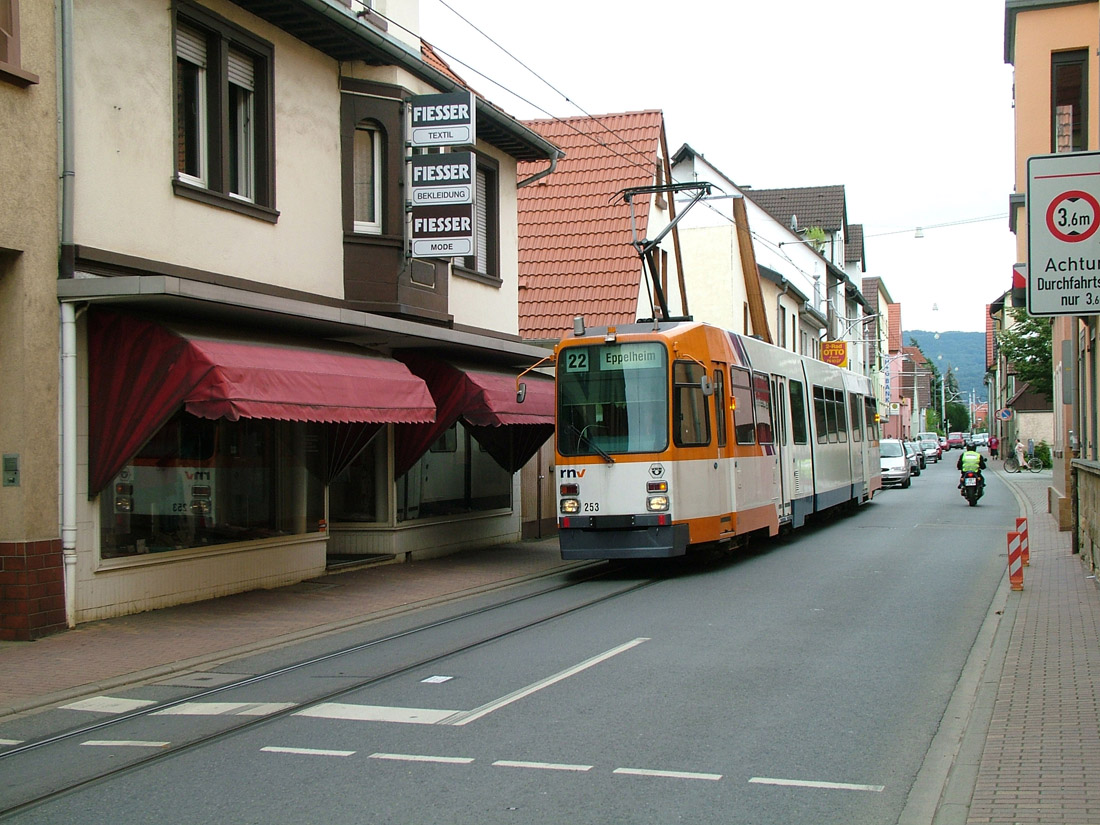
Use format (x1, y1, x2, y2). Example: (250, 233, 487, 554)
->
(352, 120, 384, 235)
(673, 360, 711, 448)
(0, 0, 36, 87)
(456, 156, 501, 286)
(172, 2, 277, 222)
(1052, 49, 1088, 154)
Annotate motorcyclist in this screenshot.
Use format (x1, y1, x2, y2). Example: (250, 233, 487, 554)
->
(957, 440, 987, 489)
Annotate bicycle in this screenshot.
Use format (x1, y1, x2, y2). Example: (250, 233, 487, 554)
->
(1004, 455, 1044, 473)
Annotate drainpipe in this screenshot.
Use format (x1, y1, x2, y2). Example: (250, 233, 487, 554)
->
(517, 151, 561, 189)
(60, 0, 78, 626)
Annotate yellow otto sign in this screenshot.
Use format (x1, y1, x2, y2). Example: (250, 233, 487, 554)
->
(821, 341, 848, 367)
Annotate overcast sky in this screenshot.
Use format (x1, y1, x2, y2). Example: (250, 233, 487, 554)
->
(418, 0, 1017, 333)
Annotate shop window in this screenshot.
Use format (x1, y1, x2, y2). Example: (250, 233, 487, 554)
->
(397, 422, 511, 521)
(100, 412, 324, 558)
(329, 429, 387, 523)
(173, 3, 275, 218)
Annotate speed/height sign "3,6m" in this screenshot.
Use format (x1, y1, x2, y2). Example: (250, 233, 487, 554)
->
(1027, 152, 1100, 316)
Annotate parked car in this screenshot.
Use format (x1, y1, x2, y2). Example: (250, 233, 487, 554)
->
(947, 432, 965, 450)
(880, 439, 912, 488)
(973, 432, 989, 447)
(919, 438, 942, 463)
(903, 441, 923, 475)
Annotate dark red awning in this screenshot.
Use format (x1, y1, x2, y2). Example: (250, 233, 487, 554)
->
(392, 354, 554, 476)
(88, 311, 435, 495)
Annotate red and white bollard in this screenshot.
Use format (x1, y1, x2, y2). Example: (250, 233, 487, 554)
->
(1016, 518, 1029, 567)
(1008, 531, 1024, 591)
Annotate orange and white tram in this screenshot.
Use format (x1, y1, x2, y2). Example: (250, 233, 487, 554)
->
(553, 320, 882, 559)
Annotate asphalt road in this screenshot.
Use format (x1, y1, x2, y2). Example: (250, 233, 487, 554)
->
(0, 455, 1013, 824)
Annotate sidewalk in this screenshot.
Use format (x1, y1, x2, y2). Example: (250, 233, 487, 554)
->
(0, 536, 576, 717)
(954, 463, 1100, 825)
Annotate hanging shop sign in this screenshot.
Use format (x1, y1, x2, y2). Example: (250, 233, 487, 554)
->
(408, 91, 476, 148)
(410, 152, 475, 206)
(410, 203, 475, 257)
(821, 340, 848, 367)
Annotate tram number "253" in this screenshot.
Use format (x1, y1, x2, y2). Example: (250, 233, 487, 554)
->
(583, 502, 600, 512)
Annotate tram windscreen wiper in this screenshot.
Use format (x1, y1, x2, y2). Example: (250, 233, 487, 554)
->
(567, 422, 615, 464)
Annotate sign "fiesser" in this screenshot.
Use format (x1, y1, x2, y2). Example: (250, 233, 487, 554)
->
(410, 204, 474, 257)
(408, 92, 476, 147)
(410, 152, 474, 206)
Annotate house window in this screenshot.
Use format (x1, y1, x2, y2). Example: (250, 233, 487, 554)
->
(460, 161, 499, 281)
(353, 122, 383, 233)
(174, 4, 275, 218)
(0, 0, 38, 87)
(1052, 50, 1087, 153)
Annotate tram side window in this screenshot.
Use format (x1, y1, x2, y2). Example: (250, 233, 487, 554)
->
(849, 393, 863, 442)
(731, 366, 756, 444)
(789, 379, 808, 444)
(673, 360, 710, 447)
(833, 388, 847, 443)
(813, 385, 828, 444)
(753, 371, 773, 444)
(864, 396, 880, 443)
(713, 368, 727, 447)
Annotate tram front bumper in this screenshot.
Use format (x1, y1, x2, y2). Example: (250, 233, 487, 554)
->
(558, 517, 689, 559)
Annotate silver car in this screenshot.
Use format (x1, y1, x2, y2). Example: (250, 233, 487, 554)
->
(880, 439, 912, 488)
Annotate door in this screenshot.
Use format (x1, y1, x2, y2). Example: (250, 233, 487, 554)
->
(773, 376, 792, 521)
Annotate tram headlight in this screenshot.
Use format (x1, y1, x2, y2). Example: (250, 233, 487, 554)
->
(646, 495, 669, 512)
(560, 498, 581, 515)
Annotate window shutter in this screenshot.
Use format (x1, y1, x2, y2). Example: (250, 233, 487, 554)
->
(227, 48, 254, 91)
(176, 24, 206, 67)
(474, 167, 488, 272)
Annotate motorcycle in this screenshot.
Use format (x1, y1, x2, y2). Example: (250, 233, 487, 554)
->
(960, 470, 984, 506)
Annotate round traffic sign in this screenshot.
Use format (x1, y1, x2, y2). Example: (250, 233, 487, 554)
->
(1045, 189, 1100, 242)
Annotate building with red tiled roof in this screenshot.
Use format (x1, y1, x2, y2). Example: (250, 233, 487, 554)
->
(516, 111, 670, 340)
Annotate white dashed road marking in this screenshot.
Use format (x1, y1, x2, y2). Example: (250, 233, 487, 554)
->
(749, 776, 885, 793)
(614, 767, 723, 781)
(153, 701, 296, 716)
(61, 696, 157, 714)
(295, 704, 459, 725)
(369, 752, 474, 765)
(492, 760, 593, 772)
(81, 740, 168, 748)
(261, 746, 355, 757)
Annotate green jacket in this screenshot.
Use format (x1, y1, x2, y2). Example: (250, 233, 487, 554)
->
(958, 450, 984, 472)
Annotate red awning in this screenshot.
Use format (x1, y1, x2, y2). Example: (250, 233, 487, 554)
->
(88, 311, 435, 494)
(392, 354, 555, 476)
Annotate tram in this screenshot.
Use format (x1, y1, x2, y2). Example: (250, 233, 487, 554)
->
(551, 320, 881, 559)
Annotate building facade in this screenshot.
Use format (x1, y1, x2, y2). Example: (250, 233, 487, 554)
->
(5, 0, 562, 638)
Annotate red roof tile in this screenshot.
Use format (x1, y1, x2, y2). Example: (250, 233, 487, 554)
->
(517, 111, 665, 340)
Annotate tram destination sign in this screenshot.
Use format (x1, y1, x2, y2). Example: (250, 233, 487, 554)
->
(1026, 151, 1100, 316)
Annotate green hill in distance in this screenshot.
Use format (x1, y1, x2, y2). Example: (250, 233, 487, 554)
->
(904, 330, 988, 403)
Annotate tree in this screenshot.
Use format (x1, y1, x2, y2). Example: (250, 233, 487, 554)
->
(997, 308, 1053, 401)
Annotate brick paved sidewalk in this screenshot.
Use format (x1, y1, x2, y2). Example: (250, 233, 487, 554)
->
(0, 536, 574, 718)
(962, 467, 1100, 825)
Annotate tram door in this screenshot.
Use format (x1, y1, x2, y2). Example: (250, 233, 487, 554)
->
(772, 376, 792, 521)
(712, 363, 734, 519)
(848, 391, 865, 496)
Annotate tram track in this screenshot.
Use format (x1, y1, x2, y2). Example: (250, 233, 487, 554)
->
(0, 562, 661, 819)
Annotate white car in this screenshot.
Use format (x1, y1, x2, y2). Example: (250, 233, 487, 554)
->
(880, 439, 912, 488)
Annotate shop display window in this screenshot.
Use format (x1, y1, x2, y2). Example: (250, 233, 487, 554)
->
(397, 422, 511, 521)
(100, 412, 324, 558)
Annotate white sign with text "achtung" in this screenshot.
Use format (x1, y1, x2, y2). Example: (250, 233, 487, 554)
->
(1027, 151, 1100, 316)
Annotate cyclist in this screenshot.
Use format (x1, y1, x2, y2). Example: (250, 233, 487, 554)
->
(957, 441, 986, 489)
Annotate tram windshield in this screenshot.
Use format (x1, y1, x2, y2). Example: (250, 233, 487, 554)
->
(557, 342, 668, 456)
